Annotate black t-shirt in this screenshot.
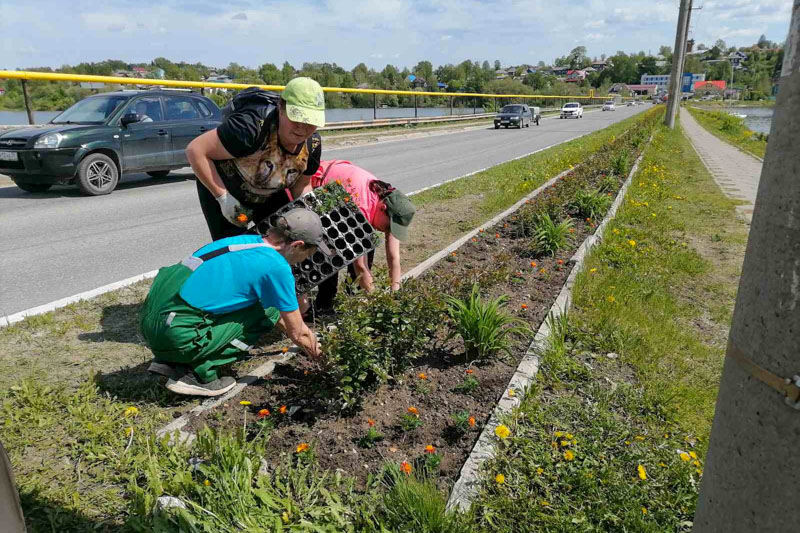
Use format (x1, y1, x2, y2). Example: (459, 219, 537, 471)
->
(215, 106, 321, 204)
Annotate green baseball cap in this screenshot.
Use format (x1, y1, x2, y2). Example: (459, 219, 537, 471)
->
(281, 77, 326, 128)
(278, 208, 333, 256)
(383, 190, 416, 241)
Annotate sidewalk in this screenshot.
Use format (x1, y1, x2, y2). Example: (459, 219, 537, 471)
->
(680, 107, 762, 223)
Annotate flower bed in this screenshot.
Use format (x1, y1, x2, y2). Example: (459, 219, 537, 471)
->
(184, 110, 662, 487)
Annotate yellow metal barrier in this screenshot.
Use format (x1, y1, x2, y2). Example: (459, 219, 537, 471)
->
(0, 70, 609, 100)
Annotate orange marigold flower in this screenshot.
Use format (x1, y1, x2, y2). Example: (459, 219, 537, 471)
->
(407, 406, 419, 415)
(521, 303, 528, 310)
(479, 228, 484, 233)
(418, 373, 427, 380)
(257, 409, 270, 419)
(279, 405, 287, 414)
(465, 369, 474, 374)
(557, 259, 564, 265)
(495, 233, 500, 238)
(367, 418, 375, 427)
(281, 347, 289, 353)
(296, 442, 309, 453)
(344, 196, 351, 202)
(401, 461, 412, 475)
(468, 416, 476, 427)
(335, 179, 342, 185)
(425, 445, 436, 454)
(585, 218, 591, 223)
(530, 261, 537, 268)
(236, 213, 249, 223)
(569, 228, 575, 233)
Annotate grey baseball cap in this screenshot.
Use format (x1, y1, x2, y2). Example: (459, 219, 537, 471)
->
(278, 208, 333, 256)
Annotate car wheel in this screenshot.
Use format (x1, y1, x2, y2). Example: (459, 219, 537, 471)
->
(504, 125, 508, 128)
(13, 181, 52, 193)
(494, 124, 500, 129)
(76, 153, 119, 196)
(147, 170, 170, 178)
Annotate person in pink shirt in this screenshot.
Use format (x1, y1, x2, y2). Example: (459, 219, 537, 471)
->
(303, 159, 416, 312)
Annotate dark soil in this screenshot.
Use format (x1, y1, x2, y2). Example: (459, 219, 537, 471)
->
(185, 203, 609, 486)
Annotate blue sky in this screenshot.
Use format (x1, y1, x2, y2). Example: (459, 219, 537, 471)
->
(0, 0, 793, 71)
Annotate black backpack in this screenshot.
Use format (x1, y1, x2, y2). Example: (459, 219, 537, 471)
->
(221, 87, 280, 122)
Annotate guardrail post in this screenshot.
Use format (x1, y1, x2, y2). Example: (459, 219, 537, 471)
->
(450, 96, 453, 116)
(373, 93, 377, 121)
(414, 95, 418, 118)
(473, 97, 476, 114)
(21, 79, 34, 125)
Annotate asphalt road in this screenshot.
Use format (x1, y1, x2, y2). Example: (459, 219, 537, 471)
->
(0, 105, 648, 316)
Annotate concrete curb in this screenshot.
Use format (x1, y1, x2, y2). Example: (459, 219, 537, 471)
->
(445, 136, 650, 512)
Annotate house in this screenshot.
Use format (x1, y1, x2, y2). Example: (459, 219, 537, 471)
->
(406, 75, 426, 88)
(724, 87, 742, 100)
(626, 84, 658, 96)
(693, 80, 727, 97)
(591, 60, 610, 71)
(551, 66, 570, 77)
(564, 69, 586, 83)
(641, 73, 705, 93)
(608, 83, 632, 96)
(655, 55, 668, 68)
(131, 66, 150, 78)
(205, 74, 234, 94)
(356, 83, 370, 89)
(727, 51, 748, 69)
(437, 82, 447, 89)
(113, 70, 132, 78)
(494, 69, 507, 80)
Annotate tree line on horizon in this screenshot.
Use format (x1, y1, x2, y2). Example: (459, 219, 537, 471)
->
(0, 35, 783, 112)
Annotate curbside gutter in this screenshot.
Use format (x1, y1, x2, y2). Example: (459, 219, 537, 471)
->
(445, 135, 651, 511)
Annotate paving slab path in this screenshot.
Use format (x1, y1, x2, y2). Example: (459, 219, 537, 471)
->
(680, 107, 763, 223)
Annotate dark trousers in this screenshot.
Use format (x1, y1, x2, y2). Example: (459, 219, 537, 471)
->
(196, 182, 291, 241)
(314, 250, 375, 310)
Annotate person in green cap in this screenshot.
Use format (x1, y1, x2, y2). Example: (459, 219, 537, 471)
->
(187, 77, 325, 241)
(303, 160, 416, 313)
(140, 208, 331, 397)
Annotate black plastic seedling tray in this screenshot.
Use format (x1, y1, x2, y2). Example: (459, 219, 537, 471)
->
(257, 189, 379, 293)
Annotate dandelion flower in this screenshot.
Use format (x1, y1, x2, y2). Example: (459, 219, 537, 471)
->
(203, 479, 211, 486)
(468, 416, 476, 428)
(257, 409, 270, 419)
(508, 388, 515, 397)
(560, 440, 569, 447)
(635, 436, 645, 441)
(612, 228, 620, 234)
(638, 464, 647, 480)
(125, 426, 133, 437)
(659, 462, 667, 467)
(554, 431, 563, 438)
(541, 501, 550, 507)
(495, 425, 511, 439)
(536, 467, 544, 475)
(279, 405, 287, 414)
(564, 450, 575, 461)
(689, 451, 698, 459)
(565, 433, 573, 439)
(282, 511, 289, 523)
(628, 240, 636, 247)
(642, 507, 648, 515)
(425, 445, 436, 454)
(495, 473, 505, 484)
(679, 452, 690, 462)
(607, 295, 616, 303)
(407, 406, 419, 416)
(401, 461, 412, 475)
(296, 443, 309, 453)
(589, 268, 597, 273)
(123, 406, 139, 417)
(239, 401, 251, 406)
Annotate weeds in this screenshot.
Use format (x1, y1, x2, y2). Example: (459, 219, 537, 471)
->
(612, 149, 631, 176)
(446, 284, 531, 362)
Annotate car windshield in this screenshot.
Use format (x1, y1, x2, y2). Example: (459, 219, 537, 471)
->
(51, 95, 129, 124)
(500, 105, 523, 113)
(564, 103, 579, 108)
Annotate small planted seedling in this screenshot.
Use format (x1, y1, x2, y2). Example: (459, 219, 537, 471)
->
(450, 410, 472, 434)
(358, 426, 384, 449)
(400, 407, 423, 432)
(453, 375, 480, 395)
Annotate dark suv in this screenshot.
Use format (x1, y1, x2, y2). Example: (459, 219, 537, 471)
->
(494, 104, 539, 129)
(0, 90, 221, 195)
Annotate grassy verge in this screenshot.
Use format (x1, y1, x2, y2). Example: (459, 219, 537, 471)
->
(1, 108, 658, 531)
(469, 119, 748, 530)
(686, 106, 767, 159)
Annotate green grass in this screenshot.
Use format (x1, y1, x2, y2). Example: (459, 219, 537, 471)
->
(467, 118, 749, 531)
(686, 106, 767, 159)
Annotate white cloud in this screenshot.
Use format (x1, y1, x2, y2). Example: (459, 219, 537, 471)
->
(441, 35, 452, 41)
(584, 33, 608, 42)
(584, 20, 606, 29)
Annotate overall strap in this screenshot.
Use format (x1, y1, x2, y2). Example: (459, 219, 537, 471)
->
(181, 243, 269, 272)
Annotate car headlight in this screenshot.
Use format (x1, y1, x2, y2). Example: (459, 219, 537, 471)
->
(34, 132, 64, 149)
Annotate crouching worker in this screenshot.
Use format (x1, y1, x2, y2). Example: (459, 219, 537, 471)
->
(139, 208, 331, 397)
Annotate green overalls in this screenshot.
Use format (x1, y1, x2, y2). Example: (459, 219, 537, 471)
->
(139, 244, 281, 383)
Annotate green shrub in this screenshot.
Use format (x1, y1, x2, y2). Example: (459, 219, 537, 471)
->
(569, 188, 613, 220)
(446, 284, 531, 362)
(718, 113, 744, 133)
(531, 213, 574, 256)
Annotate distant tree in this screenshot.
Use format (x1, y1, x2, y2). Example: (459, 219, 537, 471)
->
(697, 43, 708, 51)
(258, 63, 283, 84)
(494, 60, 501, 70)
(568, 46, 589, 69)
(537, 60, 546, 67)
(482, 60, 491, 71)
(638, 56, 659, 79)
(708, 46, 722, 60)
(281, 61, 296, 82)
(714, 39, 728, 53)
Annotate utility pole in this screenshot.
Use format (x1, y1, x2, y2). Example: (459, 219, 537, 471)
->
(694, 2, 800, 531)
(664, 0, 691, 128)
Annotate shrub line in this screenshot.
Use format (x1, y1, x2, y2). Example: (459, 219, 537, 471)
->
(446, 133, 653, 512)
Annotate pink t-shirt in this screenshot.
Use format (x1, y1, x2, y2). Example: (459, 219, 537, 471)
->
(312, 160, 381, 225)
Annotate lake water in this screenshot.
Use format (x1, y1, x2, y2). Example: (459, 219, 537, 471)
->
(0, 107, 485, 126)
(736, 107, 773, 134)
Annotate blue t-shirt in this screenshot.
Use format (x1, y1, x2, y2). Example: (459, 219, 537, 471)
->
(179, 235, 298, 315)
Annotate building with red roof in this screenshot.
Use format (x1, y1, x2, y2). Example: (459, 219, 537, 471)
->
(694, 80, 727, 96)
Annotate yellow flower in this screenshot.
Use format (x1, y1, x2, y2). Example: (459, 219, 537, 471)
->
(638, 464, 647, 480)
(296, 443, 309, 453)
(589, 268, 597, 273)
(689, 451, 698, 459)
(635, 436, 645, 441)
(554, 431, 563, 438)
(565, 433, 573, 439)
(495, 473, 505, 484)
(508, 389, 515, 398)
(693, 460, 701, 467)
(612, 228, 620, 234)
(628, 240, 636, 247)
(607, 295, 616, 303)
(282, 511, 289, 523)
(203, 479, 211, 486)
(239, 401, 251, 406)
(123, 406, 139, 417)
(642, 507, 648, 515)
(125, 426, 133, 437)
(625, 440, 631, 445)
(495, 425, 511, 439)
(696, 469, 703, 475)
(560, 440, 570, 447)
(541, 501, 550, 507)
(680, 452, 690, 462)
(659, 462, 667, 467)
(564, 450, 575, 461)
(536, 467, 544, 475)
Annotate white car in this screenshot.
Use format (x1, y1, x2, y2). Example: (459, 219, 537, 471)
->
(626, 101, 635, 107)
(560, 102, 583, 119)
(602, 101, 616, 111)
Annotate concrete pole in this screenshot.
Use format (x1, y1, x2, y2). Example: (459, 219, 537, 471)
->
(694, 3, 800, 530)
(21, 79, 34, 125)
(664, 0, 691, 128)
